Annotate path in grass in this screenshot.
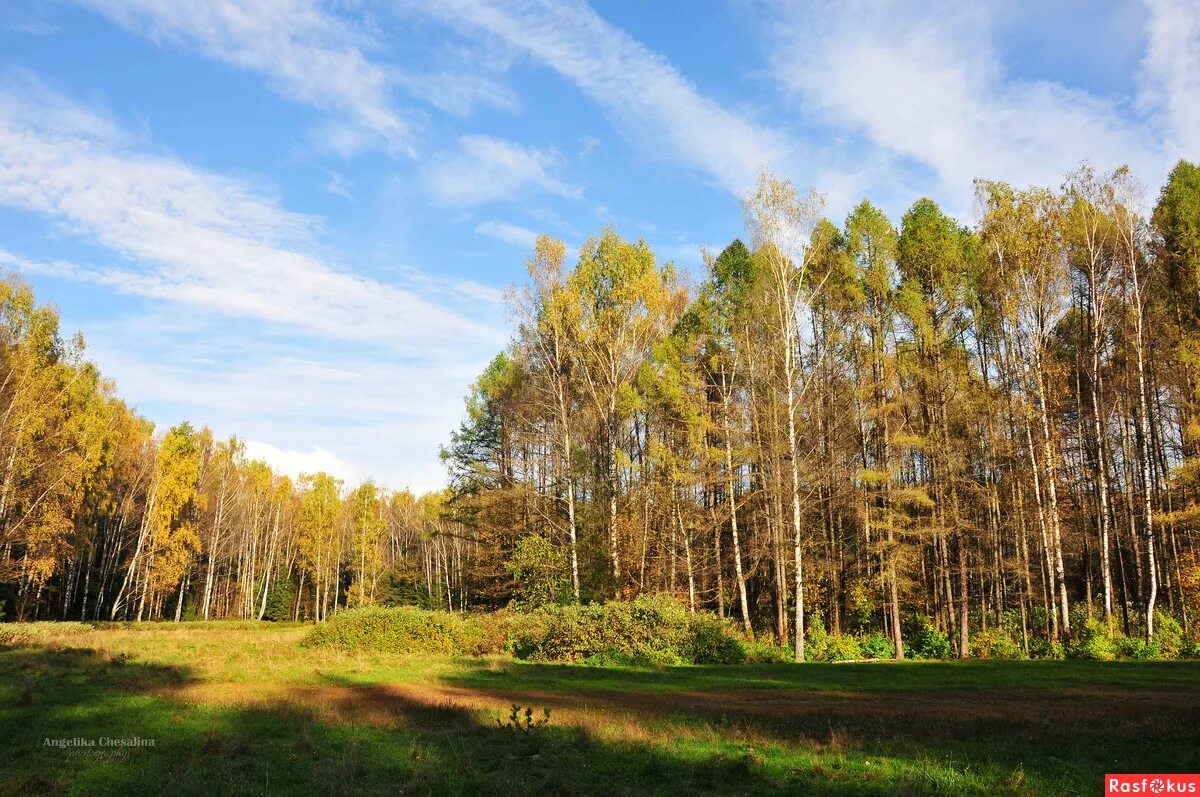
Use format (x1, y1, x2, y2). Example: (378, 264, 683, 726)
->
(2, 622, 1198, 796)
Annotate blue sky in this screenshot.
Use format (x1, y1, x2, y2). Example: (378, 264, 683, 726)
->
(0, 0, 1196, 492)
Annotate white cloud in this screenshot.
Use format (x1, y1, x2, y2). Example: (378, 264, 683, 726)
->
(765, 0, 1179, 215)
(425, 134, 579, 205)
(323, 169, 353, 199)
(0, 74, 500, 352)
(72, 0, 413, 157)
(394, 70, 518, 117)
(1140, 0, 1200, 156)
(406, 0, 791, 194)
(242, 439, 364, 485)
(475, 219, 539, 248)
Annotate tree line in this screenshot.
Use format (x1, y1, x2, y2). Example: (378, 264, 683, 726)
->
(441, 161, 1200, 659)
(0, 286, 476, 621)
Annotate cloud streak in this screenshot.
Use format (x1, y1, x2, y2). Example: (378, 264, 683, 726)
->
(72, 0, 414, 156)
(407, 0, 791, 194)
(0, 74, 500, 352)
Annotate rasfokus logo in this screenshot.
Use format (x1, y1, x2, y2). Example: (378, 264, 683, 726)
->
(1107, 775, 1200, 795)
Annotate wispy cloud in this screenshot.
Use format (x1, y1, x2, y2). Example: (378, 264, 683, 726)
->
(475, 219, 539, 248)
(72, 0, 414, 157)
(0, 73, 499, 351)
(764, 0, 1181, 214)
(405, 0, 791, 194)
(1139, 0, 1200, 155)
(323, 169, 353, 199)
(425, 134, 579, 205)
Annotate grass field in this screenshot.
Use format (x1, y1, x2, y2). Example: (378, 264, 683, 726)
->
(1, 622, 1197, 796)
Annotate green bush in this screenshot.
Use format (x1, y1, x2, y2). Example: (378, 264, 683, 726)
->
(1117, 636, 1160, 660)
(508, 594, 745, 665)
(808, 621, 864, 662)
(969, 628, 1024, 660)
(1068, 617, 1117, 661)
(743, 640, 793, 663)
(1152, 611, 1184, 659)
(1028, 638, 1065, 660)
(685, 615, 747, 664)
(301, 606, 507, 655)
(860, 631, 896, 660)
(904, 615, 953, 659)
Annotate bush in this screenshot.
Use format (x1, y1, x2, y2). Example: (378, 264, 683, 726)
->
(508, 594, 745, 665)
(970, 628, 1024, 660)
(808, 621, 864, 662)
(686, 615, 746, 664)
(860, 631, 896, 660)
(301, 606, 506, 656)
(904, 615, 953, 659)
(1067, 617, 1117, 660)
(1028, 638, 1065, 660)
(743, 640, 793, 664)
(1152, 611, 1184, 659)
(1117, 636, 1160, 660)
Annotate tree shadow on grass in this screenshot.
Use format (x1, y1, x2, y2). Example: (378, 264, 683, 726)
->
(0, 643, 1011, 796)
(435, 658, 1200, 789)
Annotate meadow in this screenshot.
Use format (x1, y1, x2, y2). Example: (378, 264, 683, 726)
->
(2, 621, 1198, 796)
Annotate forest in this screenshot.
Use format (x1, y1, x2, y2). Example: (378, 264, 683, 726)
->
(3, 160, 1200, 663)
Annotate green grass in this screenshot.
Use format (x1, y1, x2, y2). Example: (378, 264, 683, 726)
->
(1, 622, 1197, 795)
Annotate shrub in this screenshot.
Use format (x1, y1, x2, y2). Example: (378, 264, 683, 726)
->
(904, 615, 953, 659)
(301, 606, 504, 655)
(1152, 611, 1184, 659)
(860, 631, 896, 660)
(686, 615, 746, 664)
(1028, 638, 1065, 660)
(1180, 637, 1200, 659)
(969, 628, 1024, 660)
(743, 640, 793, 664)
(1117, 636, 1160, 660)
(808, 621, 863, 662)
(1068, 617, 1117, 661)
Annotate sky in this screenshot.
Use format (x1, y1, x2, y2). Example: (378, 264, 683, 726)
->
(0, 0, 1196, 493)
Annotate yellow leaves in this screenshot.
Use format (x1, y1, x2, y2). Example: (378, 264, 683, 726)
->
(892, 431, 927, 450)
(892, 488, 936, 511)
(856, 468, 890, 486)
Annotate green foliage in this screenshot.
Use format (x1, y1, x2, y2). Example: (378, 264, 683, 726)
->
(1116, 636, 1160, 660)
(903, 614, 954, 659)
(303, 595, 751, 665)
(969, 628, 1024, 660)
(1028, 638, 1065, 660)
(263, 576, 295, 622)
(505, 535, 570, 609)
(1068, 618, 1117, 661)
(807, 620, 864, 662)
(377, 568, 435, 609)
(860, 631, 896, 660)
(1152, 611, 1184, 659)
(742, 640, 794, 664)
(301, 606, 507, 656)
(510, 594, 745, 665)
